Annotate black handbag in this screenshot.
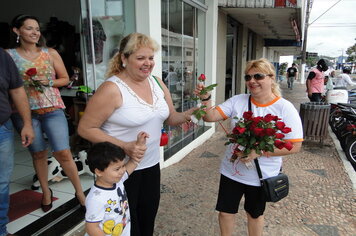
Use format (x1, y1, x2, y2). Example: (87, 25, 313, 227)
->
(254, 159, 289, 202)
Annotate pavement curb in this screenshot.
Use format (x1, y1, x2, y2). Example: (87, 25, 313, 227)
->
(328, 126, 356, 190)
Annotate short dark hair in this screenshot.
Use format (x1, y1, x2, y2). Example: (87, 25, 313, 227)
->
(87, 142, 126, 173)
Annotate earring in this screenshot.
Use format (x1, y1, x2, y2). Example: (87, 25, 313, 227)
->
(122, 63, 126, 68)
(16, 35, 20, 43)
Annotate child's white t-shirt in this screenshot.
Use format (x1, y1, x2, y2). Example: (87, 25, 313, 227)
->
(85, 172, 130, 236)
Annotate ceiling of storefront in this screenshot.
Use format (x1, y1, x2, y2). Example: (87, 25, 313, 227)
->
(221, 7, 303, 56)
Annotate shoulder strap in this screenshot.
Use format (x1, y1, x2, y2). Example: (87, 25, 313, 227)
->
(152, 75, 163, 91)
(248, 95, 264, 180)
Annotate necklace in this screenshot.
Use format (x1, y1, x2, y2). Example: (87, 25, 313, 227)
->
(116, 76, 159, 110)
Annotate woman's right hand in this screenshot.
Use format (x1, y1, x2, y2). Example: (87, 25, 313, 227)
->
(194, 83, 210, 100)
(122, 132, 149, 162)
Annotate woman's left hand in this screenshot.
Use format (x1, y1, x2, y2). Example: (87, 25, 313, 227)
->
(239, 150, 260, 163)
(36, 75, 51, 86)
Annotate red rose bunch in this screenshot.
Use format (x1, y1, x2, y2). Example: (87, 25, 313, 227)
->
(226, 111, 293, 162)
(191, 74, 218, 123)
(25, 68, 43, 93)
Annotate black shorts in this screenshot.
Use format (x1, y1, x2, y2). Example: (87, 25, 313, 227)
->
(215, 174, 266, 218)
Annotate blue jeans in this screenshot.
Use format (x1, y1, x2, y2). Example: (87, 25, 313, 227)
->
(12, 109, 70, 152)
(0, 119, 14, 236)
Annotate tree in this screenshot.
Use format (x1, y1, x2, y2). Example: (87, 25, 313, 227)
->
(346, 39, 356, 63)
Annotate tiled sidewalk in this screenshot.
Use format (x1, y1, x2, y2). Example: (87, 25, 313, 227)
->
(69, 80, 356, 236)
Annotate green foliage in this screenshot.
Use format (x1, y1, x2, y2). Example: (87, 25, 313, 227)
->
(279, 62, 288, 75)
(199, 83, 218, 95)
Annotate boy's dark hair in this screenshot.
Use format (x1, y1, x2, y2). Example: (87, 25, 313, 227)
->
(87, 142, 126, 173)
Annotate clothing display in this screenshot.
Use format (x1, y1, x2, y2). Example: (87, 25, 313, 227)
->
(101, 75, 169, 170)
(216, 94, 303, 186)
(85, 172, 130, 236)
(83, 19, 107, 64)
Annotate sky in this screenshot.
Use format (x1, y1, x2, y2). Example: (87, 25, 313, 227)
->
(307, 0, 356, 58)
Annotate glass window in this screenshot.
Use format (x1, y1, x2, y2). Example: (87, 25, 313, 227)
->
(161, 0, 208, 160)
(80, 0, 135, 91)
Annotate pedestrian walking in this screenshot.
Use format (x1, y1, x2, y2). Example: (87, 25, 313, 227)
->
(286, 63, 298, 90)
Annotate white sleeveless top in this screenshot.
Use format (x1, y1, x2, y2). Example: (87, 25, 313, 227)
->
(101, 75, 169, 170)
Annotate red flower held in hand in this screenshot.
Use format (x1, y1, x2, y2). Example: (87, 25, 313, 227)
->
(283, 141, 293, 151)
(25, 67, 43, 93)
(26, 68, 37, 77)
(281, 127, 292, 134)
(225, 111, 293, 162)
(198, 73, 206, 81)
(232, 126, 246, 135)
(276, 121, 286, 130)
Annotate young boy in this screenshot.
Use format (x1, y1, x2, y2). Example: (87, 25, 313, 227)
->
(85, 132, 148, 236)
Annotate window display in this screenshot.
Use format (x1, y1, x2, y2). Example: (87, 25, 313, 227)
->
(81, 0, 135, 90)
(161, 0, 208, 159)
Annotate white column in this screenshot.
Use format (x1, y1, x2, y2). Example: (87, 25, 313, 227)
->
(135, 0, 162, 77)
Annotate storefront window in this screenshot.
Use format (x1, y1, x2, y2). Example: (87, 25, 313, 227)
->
(80, 0, 135, 91)
(161, 0, 207, 159)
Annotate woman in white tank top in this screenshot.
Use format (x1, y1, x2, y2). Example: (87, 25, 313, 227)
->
(78, 33, 196, 236)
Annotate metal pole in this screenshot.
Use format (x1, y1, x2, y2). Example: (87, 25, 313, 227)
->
(301, 0, 312, 84)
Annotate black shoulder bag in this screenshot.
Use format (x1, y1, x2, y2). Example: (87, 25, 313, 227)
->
(248, 96, 289, 202)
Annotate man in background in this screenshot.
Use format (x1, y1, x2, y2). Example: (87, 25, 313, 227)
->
(286, 63, 298, 90)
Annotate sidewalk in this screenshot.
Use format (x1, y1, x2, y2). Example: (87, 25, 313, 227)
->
(68, 80, 356, 236)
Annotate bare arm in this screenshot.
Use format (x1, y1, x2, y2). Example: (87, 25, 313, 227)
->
(240, 141, 302, 163)
(37, 48, 69, 87)
(9, 86, 34, 146)
(78, 82, 147, 161)
(154, 76, 194, 125)
(85, 222, 105, 236)
(194, 83, 224, 122)
(125, 132, 149, 175)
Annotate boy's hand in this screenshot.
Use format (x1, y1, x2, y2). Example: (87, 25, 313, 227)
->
(122, 132, 149, 163)
(136, 131, 149, 145)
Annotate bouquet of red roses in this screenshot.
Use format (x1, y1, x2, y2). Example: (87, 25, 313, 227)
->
(225, 111, 293, 162)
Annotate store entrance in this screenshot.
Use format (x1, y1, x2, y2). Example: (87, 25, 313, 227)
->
(0, 1, 94, 234)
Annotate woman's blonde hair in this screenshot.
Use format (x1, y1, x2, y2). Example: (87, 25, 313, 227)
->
(106, 33, 160, 78)
(244, 58, 282, 97)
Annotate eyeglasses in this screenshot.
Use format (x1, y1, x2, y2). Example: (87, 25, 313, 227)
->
(244, 73, 273, 81)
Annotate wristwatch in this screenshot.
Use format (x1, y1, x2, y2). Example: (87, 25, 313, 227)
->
(201, 94, 211, 101)
(48, 78, 54, 87)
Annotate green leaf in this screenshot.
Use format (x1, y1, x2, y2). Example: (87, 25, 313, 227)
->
(250, 137, 256, 145)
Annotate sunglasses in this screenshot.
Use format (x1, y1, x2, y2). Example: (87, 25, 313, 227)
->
(244, 73, 273, 81)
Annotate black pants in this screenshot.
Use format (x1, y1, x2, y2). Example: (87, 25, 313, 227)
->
(309, 93, 322, 102)
(124, 163, 161, 236)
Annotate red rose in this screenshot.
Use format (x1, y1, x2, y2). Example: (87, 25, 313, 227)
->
(283, 141, 293, 151)
(26, 68, 37, 77)
(232, 126, 246, 134)
(253, 127, 265, 137)
(281, 127, 292, 134)
(275, 133, 285, 139)
(276, 121, 286, 130)
(252, 116, 263, 124)
(274, 140, 285, 149)
(263, 114, 275, 123)
(198, 74, 206, 81)
(265, 128, 276, 136)
(243, 111, 253, 120)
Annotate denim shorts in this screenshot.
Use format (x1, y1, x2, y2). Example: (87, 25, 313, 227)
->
(11, 109, 70, 153)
